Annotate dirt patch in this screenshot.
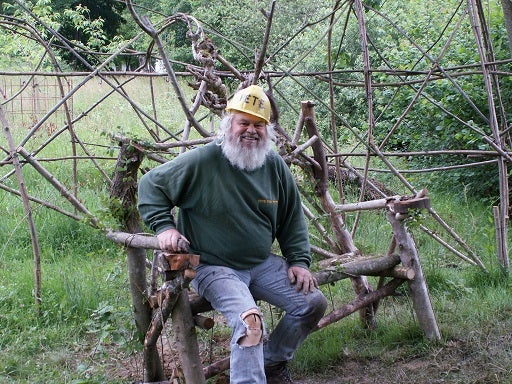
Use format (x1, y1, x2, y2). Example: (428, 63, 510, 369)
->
(296, 334, 511, 384)
(109, 322, 511, 384)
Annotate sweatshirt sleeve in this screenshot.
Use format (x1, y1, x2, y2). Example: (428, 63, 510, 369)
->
(138, 162, 178, 234)
(137, 149, 197, 235)
(274, 156, 312, 269)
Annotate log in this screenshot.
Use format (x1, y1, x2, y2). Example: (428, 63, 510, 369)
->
(203, 356, 230, 380)
(314, 254, 401, 284)
(187, 255, 409, 318)
(193, 314, 215, 330)
(387, 211, 441, 340)
(189, 292, 214, 314)
(335, 196, 397, 212)
(379, 266, 415, 280)
(107, 230, 159, 249)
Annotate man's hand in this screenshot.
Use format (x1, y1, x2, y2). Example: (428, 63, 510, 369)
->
(157, 228, 190, 252)
(287, 266, 318, 294)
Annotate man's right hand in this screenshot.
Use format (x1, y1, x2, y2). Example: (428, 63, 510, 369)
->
(157, 228, 190, 252)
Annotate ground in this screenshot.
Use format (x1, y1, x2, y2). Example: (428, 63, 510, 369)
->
(295, 333, 511, 384)
(112, 322, 511, 384)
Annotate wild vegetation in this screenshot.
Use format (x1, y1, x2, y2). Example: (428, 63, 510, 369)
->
(1, 0, 511, 383)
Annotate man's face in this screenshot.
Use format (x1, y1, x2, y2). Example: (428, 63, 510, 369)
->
(221, 111, 272, 171)
(230, 112, 268, 149)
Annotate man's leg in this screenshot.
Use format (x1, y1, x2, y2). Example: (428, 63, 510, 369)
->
(192, 264, 266, 384)
(249, 254, 328, 367)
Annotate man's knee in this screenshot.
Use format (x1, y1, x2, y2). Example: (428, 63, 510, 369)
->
(238, 308, 263, 347)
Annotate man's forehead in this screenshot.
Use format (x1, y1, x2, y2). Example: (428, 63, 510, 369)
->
(233, 112, 266, 124)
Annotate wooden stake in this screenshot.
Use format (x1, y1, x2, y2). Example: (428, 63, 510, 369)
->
(1, 105, 42, 314)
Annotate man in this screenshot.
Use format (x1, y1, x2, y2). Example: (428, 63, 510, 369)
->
(138, 85, 327, 384)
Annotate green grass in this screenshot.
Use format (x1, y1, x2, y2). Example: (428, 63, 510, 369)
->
(0, 216, 135, 383)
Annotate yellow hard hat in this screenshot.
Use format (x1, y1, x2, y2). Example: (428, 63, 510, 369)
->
(225, 85, 271, 123)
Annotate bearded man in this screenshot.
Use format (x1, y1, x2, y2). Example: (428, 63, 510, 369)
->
(138, 85, 327, 384)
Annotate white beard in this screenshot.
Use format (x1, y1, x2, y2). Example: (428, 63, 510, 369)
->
(221, 132, 272, 171)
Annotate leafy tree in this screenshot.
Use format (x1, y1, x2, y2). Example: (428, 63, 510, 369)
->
(370, 0, 511, 199)
(51, 0, 126, 69)
(501, 0, 512, 56)
(0, 0, 63, 70)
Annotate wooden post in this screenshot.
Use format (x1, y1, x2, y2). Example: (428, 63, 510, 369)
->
(386, 207, 441, 340)
(109, 141, 165, 381)
(171, 290, 207, 384)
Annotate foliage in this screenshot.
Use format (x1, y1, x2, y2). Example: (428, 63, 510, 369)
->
(369, 0, 512, 199)
(52, 0, 126, 69)
(0, 0, 62, 70)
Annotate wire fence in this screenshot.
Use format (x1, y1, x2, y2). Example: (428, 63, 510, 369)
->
(0, 76, 73, 133)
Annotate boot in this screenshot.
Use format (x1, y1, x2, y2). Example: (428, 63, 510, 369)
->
(265, 362, 298, 384)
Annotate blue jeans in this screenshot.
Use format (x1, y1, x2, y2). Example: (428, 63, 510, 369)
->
(191, 254, 328, 384)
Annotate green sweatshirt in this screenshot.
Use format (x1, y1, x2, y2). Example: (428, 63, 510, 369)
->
(138, 141, 311, 270)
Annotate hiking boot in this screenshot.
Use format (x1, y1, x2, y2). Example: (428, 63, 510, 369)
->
(265, 362, 296, 384)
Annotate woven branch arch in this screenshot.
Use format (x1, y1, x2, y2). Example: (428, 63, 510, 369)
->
(0, 0, 510, 380)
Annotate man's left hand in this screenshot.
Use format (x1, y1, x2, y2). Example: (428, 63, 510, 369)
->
(288, 266, 319, 294)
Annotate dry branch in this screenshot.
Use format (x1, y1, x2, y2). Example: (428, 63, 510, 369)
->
(314, 278, 404, 330)
(144, 274, 189, 346)
(17, 147, 98, 226)
(299, 101, 378, 329)
(107, 230, 160, 249)
(144, 276, 188, 381)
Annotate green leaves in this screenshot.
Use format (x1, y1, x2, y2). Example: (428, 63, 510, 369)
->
(63, 5, 108, 49)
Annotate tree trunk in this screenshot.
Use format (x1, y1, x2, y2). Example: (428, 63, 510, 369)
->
(109, 141, 165, 381)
